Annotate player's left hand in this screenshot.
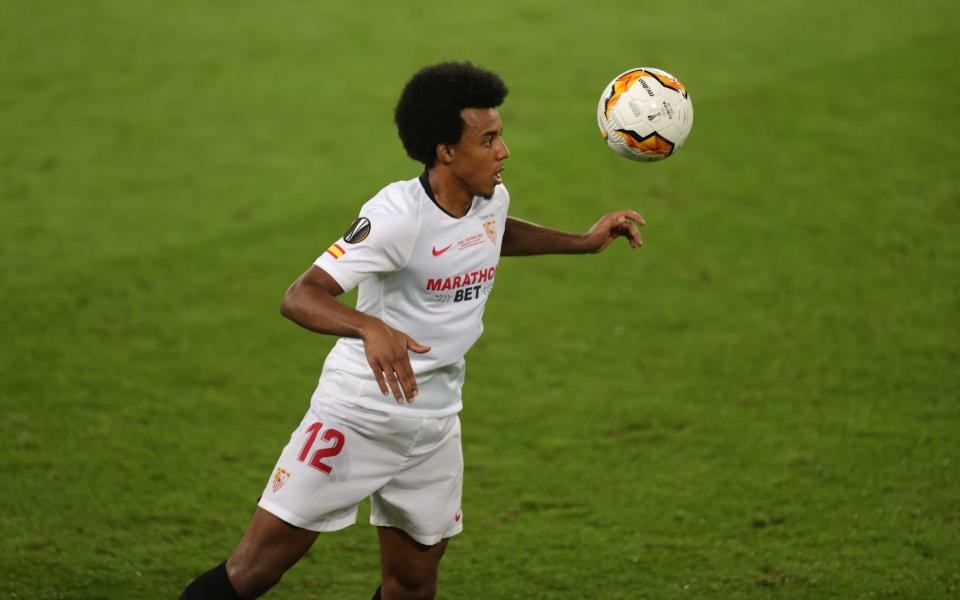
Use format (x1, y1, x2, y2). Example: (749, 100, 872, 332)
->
(583, 210, 645, 252)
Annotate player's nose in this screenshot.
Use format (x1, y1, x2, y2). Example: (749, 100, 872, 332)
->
(498, 138, 510, 160)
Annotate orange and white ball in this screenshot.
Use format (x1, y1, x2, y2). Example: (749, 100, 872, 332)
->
(597, 67, 694, 162)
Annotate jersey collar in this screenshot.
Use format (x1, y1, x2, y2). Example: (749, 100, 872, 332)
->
(419, 171, 475, 220)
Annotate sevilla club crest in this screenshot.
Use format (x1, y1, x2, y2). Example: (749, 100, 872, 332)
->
(483, 219, 497, 245)
(272, 467, 291, 493)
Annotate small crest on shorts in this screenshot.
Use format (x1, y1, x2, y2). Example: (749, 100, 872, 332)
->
(343, 217, 371, 244)
(272, 467, 291, 493)
(482, 219, 496, 245)
(454, 510, 462, 523)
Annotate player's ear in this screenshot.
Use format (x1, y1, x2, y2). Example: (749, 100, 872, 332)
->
(436, 143, 455, 165)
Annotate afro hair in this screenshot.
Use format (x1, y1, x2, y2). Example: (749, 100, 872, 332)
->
(394, 62, 508, 168)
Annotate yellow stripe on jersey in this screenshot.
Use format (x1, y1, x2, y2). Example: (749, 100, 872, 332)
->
(326, 243, 346, 259)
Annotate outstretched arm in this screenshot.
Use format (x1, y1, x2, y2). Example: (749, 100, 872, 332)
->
(501, 210, 645, 256)
(281, 265, 429, 403)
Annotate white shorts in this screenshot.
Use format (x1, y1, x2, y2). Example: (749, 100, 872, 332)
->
(257, 397, 464, 546)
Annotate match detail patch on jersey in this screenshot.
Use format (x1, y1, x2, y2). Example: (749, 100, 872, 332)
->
(343, 217, 371, 244)
(457, 234, 484, 251)
(326, 243, 346, 259)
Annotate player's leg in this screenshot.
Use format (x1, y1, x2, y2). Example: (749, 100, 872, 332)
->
(377, 526, 449, 600)
(226, 507, 320, 596)
(370, 414, 463, 599)
(184, 397, 394, 599)
(180, 507, 318, 599)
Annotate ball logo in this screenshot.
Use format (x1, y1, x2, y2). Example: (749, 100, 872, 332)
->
(615, 129, 675, 158)
(343, 217, 371, 244)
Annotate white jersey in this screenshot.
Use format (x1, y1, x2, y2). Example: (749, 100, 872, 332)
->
(313, 173, 509, 417)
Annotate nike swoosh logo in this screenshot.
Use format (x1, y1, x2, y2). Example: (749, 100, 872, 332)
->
(432, 244, 453, 257)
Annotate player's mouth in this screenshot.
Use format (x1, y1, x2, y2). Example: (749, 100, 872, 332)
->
(494, 167, 504, 185)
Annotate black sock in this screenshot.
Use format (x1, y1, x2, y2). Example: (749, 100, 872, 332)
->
(371, 585, 382, 600)
(180, 561, 242, 600)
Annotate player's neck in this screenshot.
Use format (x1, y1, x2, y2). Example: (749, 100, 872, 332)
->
(426, 168, 473, 218)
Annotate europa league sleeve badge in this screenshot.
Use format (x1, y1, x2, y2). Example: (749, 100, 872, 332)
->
(343, 217, 372, 244)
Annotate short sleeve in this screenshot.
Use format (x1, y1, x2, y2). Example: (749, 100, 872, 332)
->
(314, 208, 419, 293)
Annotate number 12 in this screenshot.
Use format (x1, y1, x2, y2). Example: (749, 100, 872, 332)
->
(297, 422, 345, 475)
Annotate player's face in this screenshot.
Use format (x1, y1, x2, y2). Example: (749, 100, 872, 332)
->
(450, 107, 510, 199)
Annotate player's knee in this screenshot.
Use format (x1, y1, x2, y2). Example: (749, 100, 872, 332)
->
(226, 556, 284, 596)
(382, 573, 437, 600)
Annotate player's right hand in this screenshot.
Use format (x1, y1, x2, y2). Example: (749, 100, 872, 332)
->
(360, 318, 430, 403)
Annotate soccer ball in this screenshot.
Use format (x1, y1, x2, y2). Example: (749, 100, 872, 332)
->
(597, 67, 694, 162)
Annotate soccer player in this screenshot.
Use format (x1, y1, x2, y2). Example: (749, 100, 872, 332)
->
(181, 62, 643, 600)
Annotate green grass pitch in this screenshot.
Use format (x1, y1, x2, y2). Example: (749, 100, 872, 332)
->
(2, 1, 958, 598)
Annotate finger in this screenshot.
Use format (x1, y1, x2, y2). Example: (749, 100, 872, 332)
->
(389, 356, 417, 401)
(406, 336, 431, 354)
(622, 210, 646, 226)
(625, 223, 643, 247)
(391, 369, 414, 403)
(395, 357, 419, 401)
(370, 362, 389, 396)
(382, 363, 404, 403)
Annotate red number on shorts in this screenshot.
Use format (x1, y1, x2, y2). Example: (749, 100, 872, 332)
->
(309, 429, 345, 474)
(297, 422, 345, 475)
